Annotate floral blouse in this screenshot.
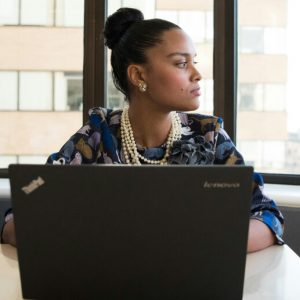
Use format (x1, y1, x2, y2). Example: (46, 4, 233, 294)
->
(45, 107, 284, 244)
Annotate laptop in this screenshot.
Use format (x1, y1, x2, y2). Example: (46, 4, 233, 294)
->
(9, 164, 253, 300)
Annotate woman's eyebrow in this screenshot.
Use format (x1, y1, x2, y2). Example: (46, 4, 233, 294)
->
(166, 52, 197, 58)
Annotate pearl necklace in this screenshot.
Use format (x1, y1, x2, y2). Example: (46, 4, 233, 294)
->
(120, 107, 182, 165)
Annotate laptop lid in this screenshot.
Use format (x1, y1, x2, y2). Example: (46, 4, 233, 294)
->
(9, 164, 253, 300)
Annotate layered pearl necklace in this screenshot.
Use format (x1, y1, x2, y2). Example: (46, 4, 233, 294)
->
(120, 106, 182, 165)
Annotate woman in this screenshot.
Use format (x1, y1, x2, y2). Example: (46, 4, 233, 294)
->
(2, 8, 284, 251)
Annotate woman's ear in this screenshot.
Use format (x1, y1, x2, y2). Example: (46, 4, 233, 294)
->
(127, 64, 146, 88)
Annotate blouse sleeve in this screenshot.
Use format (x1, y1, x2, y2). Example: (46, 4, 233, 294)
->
(46, 125, 98, 165)
(46, 107, 121, 165)
(214, 127, 285, 245)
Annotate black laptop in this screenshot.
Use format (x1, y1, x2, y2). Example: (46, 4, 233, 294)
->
(9, 164, 253, 300)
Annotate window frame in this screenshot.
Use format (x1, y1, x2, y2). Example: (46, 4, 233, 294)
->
(215, 0, 300, 185)
(1, 0, 299, 184)
(82, 0, 107, 124)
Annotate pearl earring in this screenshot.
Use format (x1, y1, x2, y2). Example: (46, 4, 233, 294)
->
(138, 81, 147, 92)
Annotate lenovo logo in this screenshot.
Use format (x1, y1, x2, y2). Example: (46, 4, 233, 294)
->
(21, 176, 45, 194)
(203, 181, 240, 188)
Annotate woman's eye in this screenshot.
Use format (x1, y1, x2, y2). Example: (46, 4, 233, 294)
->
(177, 62, 188, 68)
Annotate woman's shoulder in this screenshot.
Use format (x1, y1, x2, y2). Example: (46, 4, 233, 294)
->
(88, 106, 122, 117)
(88, 107, 123, 126)
(178, 111, 223, 134)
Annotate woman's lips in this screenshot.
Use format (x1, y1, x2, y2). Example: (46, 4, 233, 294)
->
(190, 87, 201, 97)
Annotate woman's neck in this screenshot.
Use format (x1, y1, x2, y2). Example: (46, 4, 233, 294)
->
(127, 104, 173, 148)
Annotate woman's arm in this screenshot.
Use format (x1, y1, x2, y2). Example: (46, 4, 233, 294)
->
(247, 219, 276, 253)
(1, 216, 277, 251)
(213, 127, 284, 252)
(1, 219, 16, 247)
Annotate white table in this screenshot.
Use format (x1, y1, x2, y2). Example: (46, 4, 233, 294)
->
(1, 244, 300, 299)
(244, 245, 300, 299)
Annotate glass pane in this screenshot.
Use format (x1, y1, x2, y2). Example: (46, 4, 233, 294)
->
(19, 71, 52, 110)
(179, 11, 205, 43)
(0, 155, 17, 168)
(56, 0, 84, 27)
(18, 155, 48, 164)
(21, 0, 54, 26)
(237, 0, 299, 174)
(54, 72, 83, 111)
(0, 1, 83, 168)
(0, 0, 19, 25)
(239, 27, 264, 54)
(106, 1, 214, 116)
(0, 71, 18, 110)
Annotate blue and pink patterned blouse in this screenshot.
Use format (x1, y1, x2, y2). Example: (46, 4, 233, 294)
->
(45, 107, 284, 244)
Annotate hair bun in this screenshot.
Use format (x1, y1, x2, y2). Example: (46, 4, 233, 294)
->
(103, 8, 144, 50)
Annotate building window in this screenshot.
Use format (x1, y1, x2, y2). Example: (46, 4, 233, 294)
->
(20, 0, 54, 26)
(55, 0, 84, 27)
(238, 84, 264, 111)
(54, 72, 83, 111)
(0, 0, 19, 25)
(0, 0, 84, 27)
(0, 0, 83, 168)
(238, 83, 285, 112)
(0, 71, 18, 110)
(237, 0, 300, 175)
(264, 84, 286, 111)
(0, 155, 17, 168)
(19, 72, 53, 111)
(155, 10, 178, 24)
(239, 26, 286, 55)
(239, 27, 264, 54)
(178, 11, 206, 43)
(0, 71, 83, 112)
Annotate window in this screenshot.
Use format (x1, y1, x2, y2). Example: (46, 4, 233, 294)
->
(20, 0, 54, 26)
(0, 71, 83, 112)
(19, 72, 53, 110)
(239, 27, 264, 54)
(238, 83, 285, 112)
(178, 11, 206, 43)
(2, 1, 298, 183)
(0, 1, 83, 168)
(0, 72, 18, 110)
(0, 156, 17, 168)
(56, 0, 84, 27)
(0, 0, 84, 27)
(238, 84, 264, 111)
(239, 27, 286, 55)
(0, 0, 18, 25)
(55, 72, 83, 111)
(237, 0, 300, 175)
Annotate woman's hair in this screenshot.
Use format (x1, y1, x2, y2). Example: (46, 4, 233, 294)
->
(103, 7, 180, 100)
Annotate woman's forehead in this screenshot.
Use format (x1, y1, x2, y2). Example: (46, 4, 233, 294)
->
(153, 29, 196, 56)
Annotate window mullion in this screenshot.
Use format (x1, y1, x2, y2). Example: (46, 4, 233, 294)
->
(213, 0, 238, 143)
(83, 0, 107, 124)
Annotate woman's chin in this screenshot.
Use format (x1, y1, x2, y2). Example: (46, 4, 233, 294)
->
(183, 99, 200, 112)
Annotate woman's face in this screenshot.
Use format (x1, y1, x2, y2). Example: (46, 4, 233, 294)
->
(142, 28, 201, 112)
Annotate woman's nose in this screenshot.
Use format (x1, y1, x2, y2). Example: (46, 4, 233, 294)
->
(191, 65, 202, 82)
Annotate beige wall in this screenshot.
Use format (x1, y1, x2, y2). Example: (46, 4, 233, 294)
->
(156, 0, 213, 11)
(239, 0, 287, 26)
(239, 54, 287, 83)
(0, 112, 82, 155)
(196, 44, 213, 79)
(0, 27, 83, 71)
(237, 111, 288, 140)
